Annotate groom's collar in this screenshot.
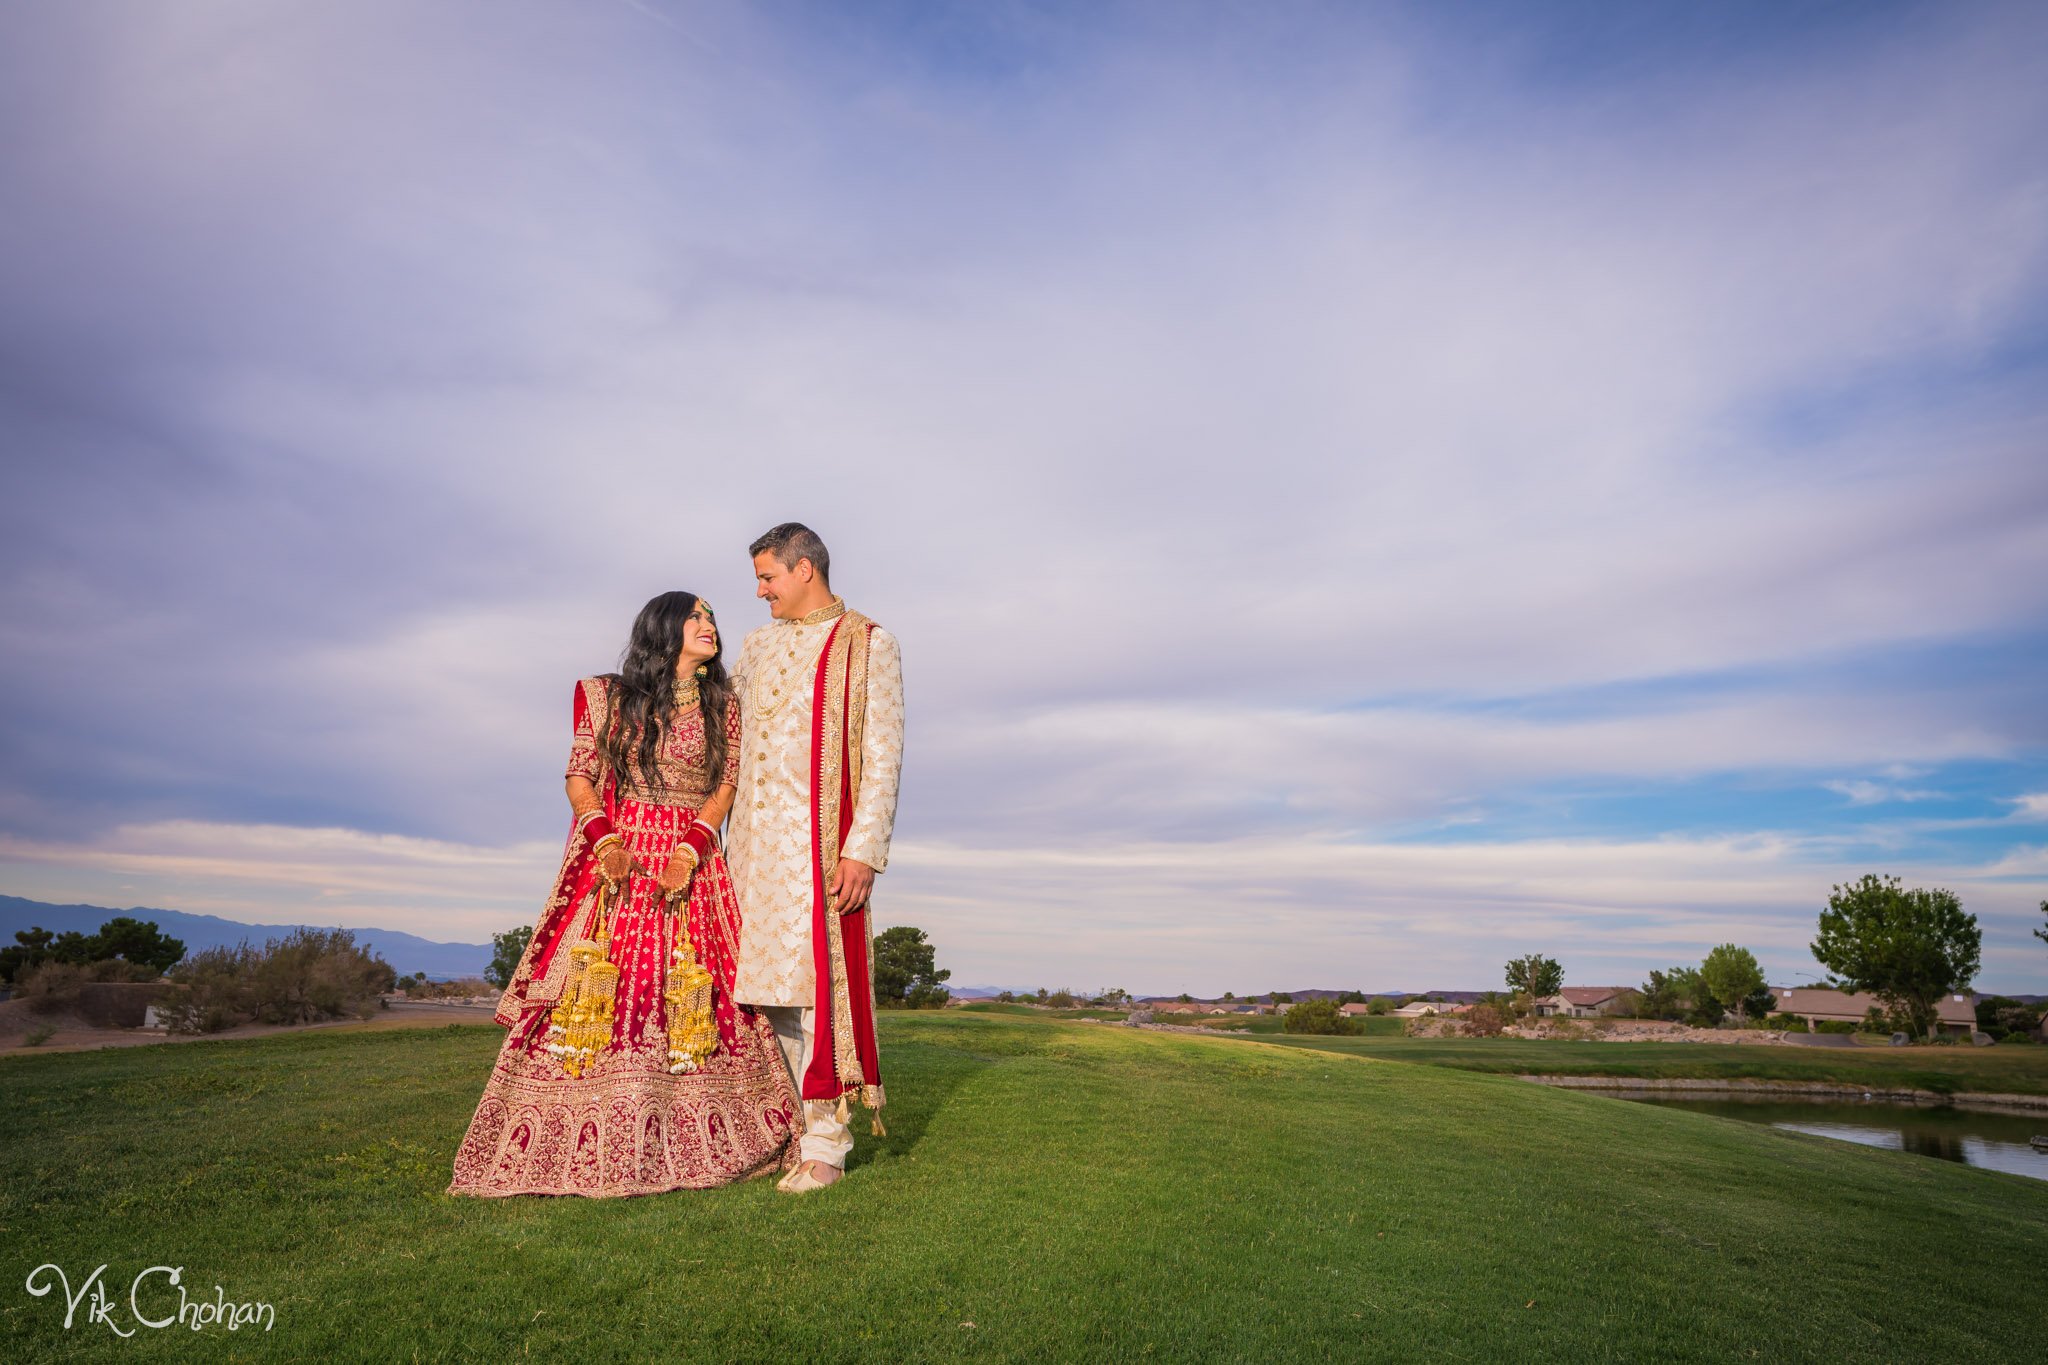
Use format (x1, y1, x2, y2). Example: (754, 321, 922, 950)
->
(784, 595, 846, 627)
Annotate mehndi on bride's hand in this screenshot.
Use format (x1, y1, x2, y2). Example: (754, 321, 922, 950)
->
(596, 838, 635, 886)
(657, 848, 699, 899)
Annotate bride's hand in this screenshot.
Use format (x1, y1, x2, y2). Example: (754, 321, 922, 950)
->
(657, 849, 699, 898)
(597, 841, 636, 885)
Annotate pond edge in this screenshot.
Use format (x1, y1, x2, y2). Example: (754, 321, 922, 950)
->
(1520, 1075, 2048, 1115)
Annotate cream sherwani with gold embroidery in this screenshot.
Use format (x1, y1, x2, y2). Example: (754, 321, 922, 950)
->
(728, 599, 904, 1009)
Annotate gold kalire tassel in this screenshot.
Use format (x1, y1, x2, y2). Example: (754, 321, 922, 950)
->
(664, 904, 718, 1074)
(547, 886, 619, 1078)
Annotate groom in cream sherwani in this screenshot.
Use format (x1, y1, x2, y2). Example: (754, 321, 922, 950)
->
(726, 522, 904, 1192)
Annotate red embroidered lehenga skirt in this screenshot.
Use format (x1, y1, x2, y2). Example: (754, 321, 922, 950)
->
(448, 794, 797, 1198)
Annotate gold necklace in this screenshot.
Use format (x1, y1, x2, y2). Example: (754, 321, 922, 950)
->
(672, 674, 701, 710)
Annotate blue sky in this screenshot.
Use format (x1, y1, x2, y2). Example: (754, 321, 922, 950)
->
(0, 0, 2043, 994)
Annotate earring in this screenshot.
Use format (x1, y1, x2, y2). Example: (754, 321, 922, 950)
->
(694, 664, 708, 677)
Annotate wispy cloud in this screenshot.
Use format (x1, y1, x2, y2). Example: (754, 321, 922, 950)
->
(1823, 780, 1948, 807)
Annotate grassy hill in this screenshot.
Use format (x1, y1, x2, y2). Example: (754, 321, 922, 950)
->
(3, 1013, 2044, 1361)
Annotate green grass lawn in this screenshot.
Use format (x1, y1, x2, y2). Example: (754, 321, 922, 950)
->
(1241, 1033, 2048, 1096)
(4, 1014, 2045, 1362)
(954, 1001, 1409, 1036)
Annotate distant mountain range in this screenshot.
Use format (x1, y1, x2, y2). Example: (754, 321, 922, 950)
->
(0, 894, 494, 981)
(1137, 988, 1492, 1005)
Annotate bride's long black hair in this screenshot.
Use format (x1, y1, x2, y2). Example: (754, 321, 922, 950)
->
(600, 591, 732, 796)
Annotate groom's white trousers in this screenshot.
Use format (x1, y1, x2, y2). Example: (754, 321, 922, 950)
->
(761, 1005, 854, 1167)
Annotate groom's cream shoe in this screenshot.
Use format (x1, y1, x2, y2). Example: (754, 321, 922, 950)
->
(776, 1160, 842, 1193)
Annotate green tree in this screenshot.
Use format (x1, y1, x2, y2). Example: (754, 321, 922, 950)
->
(1670, 966, 1724, 1026)
(0, 927, 55, 984)
(1283, 998, 1360, 1036)
(1366, 997, 1390, 1015)
(48, 930, 100, 964)
(2, 919, 189, 982)
(1636, 969, 1681, 1019)
(1177, 992, 1193, 1003)
(484, 925, 533, 990)
(1812, 874, 1981, 1041)
(2035, 900, 2047, 951)
(1700, 944, 1767, 1021)
(1222, 991, 1235, 1001)
(873, 926, 952, 1009)
(89, 917, 186, 974)
(1504, 954, 1563, 1015)
(1272, 991, 1294, 1004)
(1337, 989, 1366, 1005)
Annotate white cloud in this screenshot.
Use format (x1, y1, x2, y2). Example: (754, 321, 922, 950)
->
(2009, 793, 2048, 821)
(1824, 780, 1948, 807)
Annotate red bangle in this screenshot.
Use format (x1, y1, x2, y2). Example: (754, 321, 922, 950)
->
(581, 814, 615, 848)
(680, 823, 716, 859)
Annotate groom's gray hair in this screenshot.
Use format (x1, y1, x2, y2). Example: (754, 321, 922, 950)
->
(750, 522, 831, 586)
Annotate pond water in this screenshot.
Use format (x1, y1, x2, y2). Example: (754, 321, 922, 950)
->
(1614, 1093, 2048, 1183)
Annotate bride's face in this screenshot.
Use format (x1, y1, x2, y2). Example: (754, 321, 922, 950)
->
(678, 600, 719, 670)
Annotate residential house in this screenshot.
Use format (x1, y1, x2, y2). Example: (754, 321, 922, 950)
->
(1392, 1001, 1469, 1017)
(1533, 987, 1632, 1019)
(1770, 987, 1976, 1035)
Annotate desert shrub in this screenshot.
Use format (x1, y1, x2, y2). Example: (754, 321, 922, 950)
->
(15, 961, 89, 1013)
(1813, 1020, 1860, 1034)
(1462, 1004, 1507, 1037)
(1994, 1003, 2043, 1036)
(1764, 1013, 1810, 1033)
(158, 944, 258, 1033)
(1996, 1032, 2035, 1045)
(160, 930, 393, 1033)
(1283, 998, 1361, 1035)
(397, 976, 493, 1000)
(1043, 988, 1076, 1009)
(14, 957, 165, 1013)
(23, 1023, 56, 1046)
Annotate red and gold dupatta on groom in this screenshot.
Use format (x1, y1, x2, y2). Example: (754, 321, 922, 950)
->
(802, 610, 887, 1129)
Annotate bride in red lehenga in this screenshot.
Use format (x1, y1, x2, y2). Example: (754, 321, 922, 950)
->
(448, 591, 797, 1197)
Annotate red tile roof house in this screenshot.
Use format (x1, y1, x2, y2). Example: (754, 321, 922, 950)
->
(1534, 987, 1632, 1019)
(1339, 1003, 1374, 1017)
(1770, 987, 1977, 1035)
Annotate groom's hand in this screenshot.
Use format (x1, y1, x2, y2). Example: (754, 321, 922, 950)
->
(831, 858, 875, 914)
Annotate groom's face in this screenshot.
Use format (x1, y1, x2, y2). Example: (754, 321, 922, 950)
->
(753, 550, 811, 619)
